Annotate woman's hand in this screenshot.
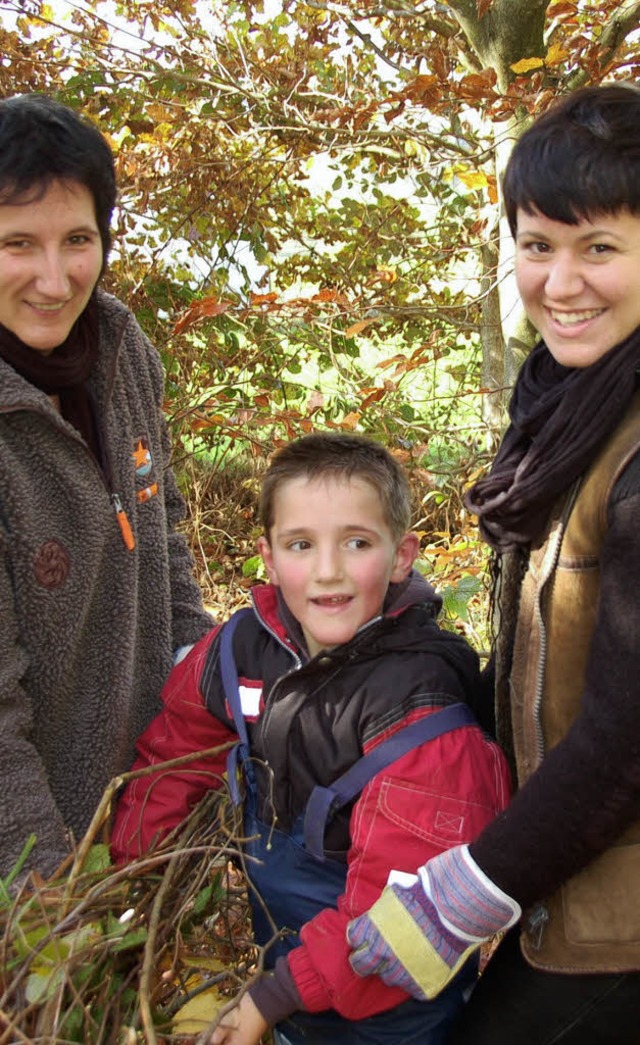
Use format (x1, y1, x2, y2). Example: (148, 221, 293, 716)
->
(347, 844, 520, 999)
(209, 992, 268, 1045)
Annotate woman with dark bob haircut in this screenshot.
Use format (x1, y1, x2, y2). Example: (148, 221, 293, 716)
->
(0, 95, 212, 880)
(347, 82, 640, 1043)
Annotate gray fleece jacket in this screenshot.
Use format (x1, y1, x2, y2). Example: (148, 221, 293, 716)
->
(0, 290, 212, 878)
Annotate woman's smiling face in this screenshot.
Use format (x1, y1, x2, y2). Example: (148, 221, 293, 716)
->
(515, 207, 640, 368)
(0, 179, 102, 353)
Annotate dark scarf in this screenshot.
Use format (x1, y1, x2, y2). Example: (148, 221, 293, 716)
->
(465, 330, 640, 551)
(0, 292, 101, 458)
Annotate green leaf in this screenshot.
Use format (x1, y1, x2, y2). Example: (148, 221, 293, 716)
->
(25, 964, 65, 1005)
(110, 926, 149, 953)
(192, 883, 215, 916)
(242, 555, 265, 579)
(441, 575, 482, 622)
(0, 834, 37, 900)
(82, 843, 111, 874)
(454, 575, 483, 597)
(59, 1004, 85, 1042)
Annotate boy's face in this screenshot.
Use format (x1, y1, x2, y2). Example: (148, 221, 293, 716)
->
(258, 474, 418, 658)
(515, 206, 640, 367)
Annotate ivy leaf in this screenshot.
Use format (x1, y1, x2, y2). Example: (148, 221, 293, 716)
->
(242, 555, 265, 579)
(82, 843, 111, 875)
(441, 575, 483, 622)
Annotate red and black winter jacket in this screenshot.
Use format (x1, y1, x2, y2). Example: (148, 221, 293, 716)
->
(112, 573, 511, 1019)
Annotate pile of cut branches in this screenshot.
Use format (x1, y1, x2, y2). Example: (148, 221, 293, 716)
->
(0, 752, 261, 1044)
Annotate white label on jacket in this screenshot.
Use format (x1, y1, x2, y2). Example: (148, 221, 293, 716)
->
(387, 869, 419, 888)
(239, 683, 262, 719)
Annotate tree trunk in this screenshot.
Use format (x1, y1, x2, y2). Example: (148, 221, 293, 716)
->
(479, 230, 505, 437)
(449, 0, 550, 415)
(447, 0, 549, 91)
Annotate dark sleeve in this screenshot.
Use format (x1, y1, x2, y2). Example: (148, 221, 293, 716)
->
(471, 473, 640, 907)
(248, 958, 303, 1027)
(477, 653, 496, 738)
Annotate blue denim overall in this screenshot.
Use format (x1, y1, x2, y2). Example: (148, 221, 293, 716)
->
(221, 610, 477, 1044)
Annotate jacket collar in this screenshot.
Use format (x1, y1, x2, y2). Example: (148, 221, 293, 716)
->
(0, 289, 128, 415)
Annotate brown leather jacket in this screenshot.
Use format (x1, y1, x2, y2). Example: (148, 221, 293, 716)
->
(507, 392, 640, 972)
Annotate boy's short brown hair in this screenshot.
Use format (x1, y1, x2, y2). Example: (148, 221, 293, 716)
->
(259, 433, 412, 543)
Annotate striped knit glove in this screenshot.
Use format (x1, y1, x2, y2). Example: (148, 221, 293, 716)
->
(347, 845, 521, 1000)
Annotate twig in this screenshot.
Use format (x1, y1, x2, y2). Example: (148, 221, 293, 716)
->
(139, 851, 183, 1045)
(164, 971, 230, 1018)
(0, 1007, 33, 1044)
(195, 929, 288, 1045)
(0, 758, 256, 1041)
(63, 740, 235, 900)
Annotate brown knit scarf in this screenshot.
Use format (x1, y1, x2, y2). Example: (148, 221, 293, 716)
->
(465, 329, 640, 551)
(0, 292, 101, 459)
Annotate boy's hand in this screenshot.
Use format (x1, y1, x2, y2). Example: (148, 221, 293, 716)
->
(346, 844, 521, 1000)
(209, 992, 268, 1045)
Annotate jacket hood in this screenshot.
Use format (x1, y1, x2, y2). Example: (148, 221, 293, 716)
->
(383, 568, 441, 616)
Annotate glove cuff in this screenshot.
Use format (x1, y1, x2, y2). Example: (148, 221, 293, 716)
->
(420, 844, 521, 943)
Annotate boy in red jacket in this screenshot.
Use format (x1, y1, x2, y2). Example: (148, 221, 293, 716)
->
(112, 433, 512, 1045)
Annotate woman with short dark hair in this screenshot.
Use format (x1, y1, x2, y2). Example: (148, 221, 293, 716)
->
(347, 83, 640, 1043)
(0, 94, 212, 879)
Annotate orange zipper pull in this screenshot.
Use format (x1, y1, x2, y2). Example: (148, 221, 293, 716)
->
(112, 493, 136, 551)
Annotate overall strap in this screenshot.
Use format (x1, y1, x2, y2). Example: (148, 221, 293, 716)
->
(220, 607, 255, 804)
(304, 702, 476, 860)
